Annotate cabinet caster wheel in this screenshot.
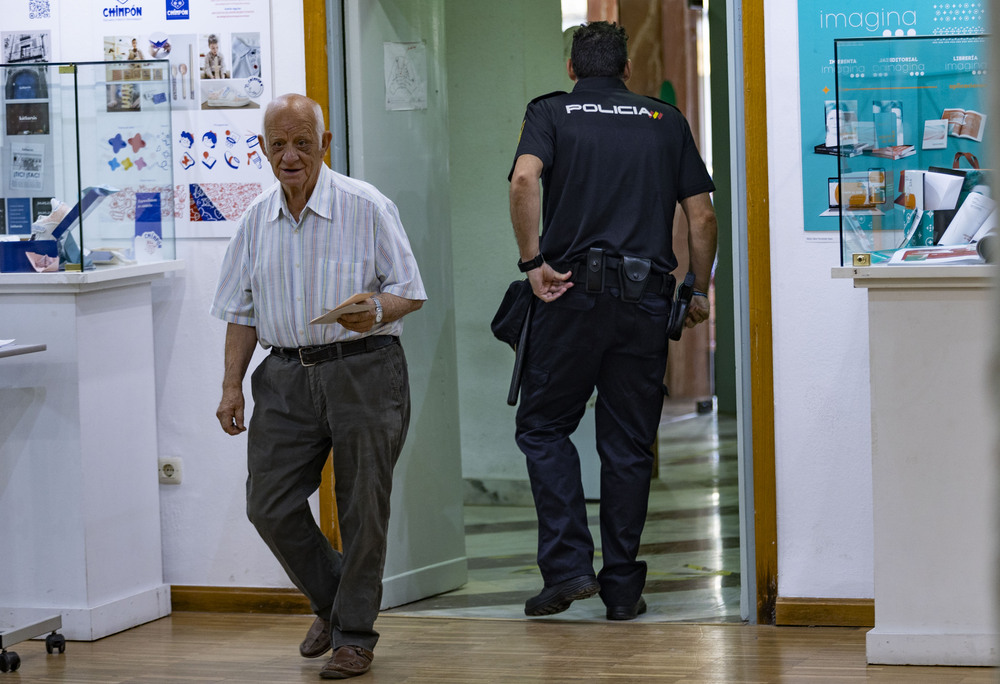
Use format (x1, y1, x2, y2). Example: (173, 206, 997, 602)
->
(0, 650, 20, 673)
(46, 633, 66, 654)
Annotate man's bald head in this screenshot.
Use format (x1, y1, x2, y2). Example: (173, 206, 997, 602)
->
(262, 94, 326, 149)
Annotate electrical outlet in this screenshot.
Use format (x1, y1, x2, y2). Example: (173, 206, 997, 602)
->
(158, 457, 183, 485)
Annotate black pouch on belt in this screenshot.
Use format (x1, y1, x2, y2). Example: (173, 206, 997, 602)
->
(586, 247, 605, 292)
(619, 255, 651, 303)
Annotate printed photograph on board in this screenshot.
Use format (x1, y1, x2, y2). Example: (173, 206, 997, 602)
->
(1, 31, 49, 64)
(106, 83, 141, 113)
(103, 35, 148, 62)
(5, 101, 49, 135)
(161, 33, 198, 111)
(200, 33, 229, 80)
(231, 33, 260, 80)
(4, 65, 48, 99)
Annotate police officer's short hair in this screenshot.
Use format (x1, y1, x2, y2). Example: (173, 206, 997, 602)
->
(570, 22, 628, 79)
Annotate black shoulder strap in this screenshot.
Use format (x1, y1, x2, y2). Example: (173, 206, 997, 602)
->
(528, 90, 567, 106)
(639, 95, 682, 115)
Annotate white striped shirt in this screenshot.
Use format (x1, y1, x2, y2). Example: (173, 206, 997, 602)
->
(210, 164, 426, 348)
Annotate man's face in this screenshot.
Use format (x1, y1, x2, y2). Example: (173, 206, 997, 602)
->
(262, 106, 331, 197)
(209, 42, 218, 55)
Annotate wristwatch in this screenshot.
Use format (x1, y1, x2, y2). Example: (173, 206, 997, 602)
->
(372, 296, 383, 324)
(517, 254, 544, 272)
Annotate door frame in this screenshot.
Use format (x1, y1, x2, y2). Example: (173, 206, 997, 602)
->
(729, 0, 777, 625)
(301, 0, 779, 626)
(303, 0, 342, 550)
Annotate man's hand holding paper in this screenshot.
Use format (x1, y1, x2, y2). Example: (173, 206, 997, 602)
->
(310, 292, 375, 326)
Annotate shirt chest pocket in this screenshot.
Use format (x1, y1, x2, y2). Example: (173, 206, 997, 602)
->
(318, 259, 368, 310)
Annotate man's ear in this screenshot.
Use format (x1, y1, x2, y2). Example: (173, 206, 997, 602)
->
(623, 59, 632, 82)
(567, 59, 577, 82)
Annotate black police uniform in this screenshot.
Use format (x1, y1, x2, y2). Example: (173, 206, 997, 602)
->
(509, 76, 714, 609)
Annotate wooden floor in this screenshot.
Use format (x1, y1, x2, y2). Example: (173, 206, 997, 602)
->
(5, 612, 995, 683)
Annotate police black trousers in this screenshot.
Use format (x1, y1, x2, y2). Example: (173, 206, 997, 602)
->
(246, 340, 410, 652)
(515, 287, 670, 608)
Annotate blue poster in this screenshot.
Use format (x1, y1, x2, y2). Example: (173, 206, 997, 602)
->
(134, 192, 164, 262)
(6, 197, 32, 235)
(797, 1, 988, 231)
(135, 192, 162, 237)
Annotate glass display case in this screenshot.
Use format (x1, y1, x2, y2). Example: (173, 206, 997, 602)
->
(833, 36, 992, 266)
(0, 60, 174, 272)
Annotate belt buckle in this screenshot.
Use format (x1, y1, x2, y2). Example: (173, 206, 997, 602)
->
(297, 346, 319, 367)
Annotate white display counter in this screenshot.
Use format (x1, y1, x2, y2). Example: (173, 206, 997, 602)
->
(833, 263, 998, 666)
(0, 261, 182, 641)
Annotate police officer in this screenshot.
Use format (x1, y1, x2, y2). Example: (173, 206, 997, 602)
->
(508, 21, 718, 621)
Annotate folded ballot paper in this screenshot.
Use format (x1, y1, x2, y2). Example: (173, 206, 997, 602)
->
(310, 292, 374, 325)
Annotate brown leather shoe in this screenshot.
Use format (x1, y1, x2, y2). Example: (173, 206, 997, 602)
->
(319, 645, 374, 679)
(299, 616, 331, 658)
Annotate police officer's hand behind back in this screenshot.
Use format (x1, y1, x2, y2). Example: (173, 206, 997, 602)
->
(528, 263, 574, 303)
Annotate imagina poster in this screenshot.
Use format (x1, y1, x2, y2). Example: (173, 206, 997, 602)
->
(796, 1, 988, 234)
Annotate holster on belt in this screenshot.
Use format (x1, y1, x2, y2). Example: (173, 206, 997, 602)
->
(667, 272, 695, 340)
(619, 256, 651, 303)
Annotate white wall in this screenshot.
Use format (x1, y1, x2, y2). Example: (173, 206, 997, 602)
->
(764, 2, 875, 599)
(151, 2, 307, 589)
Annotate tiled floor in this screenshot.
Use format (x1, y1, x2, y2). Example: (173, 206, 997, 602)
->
(385, 401, 742, 623)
